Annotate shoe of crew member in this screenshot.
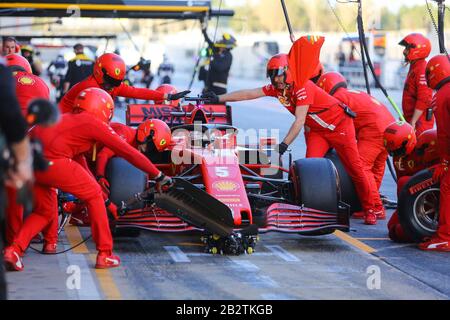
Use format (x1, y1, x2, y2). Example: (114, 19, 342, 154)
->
(419, 237, 450, 252)
(364, 209, 378, 225)
(353, 207, 385, 220)
(43, 242, 57, 254)
(3, 245, 24, 272)
(95, 251, 121, 269)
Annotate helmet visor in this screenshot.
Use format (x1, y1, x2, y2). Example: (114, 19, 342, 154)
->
(267, 68, 285, 84)
(102, 69, 122, 87)
(388, 140, 408, 157)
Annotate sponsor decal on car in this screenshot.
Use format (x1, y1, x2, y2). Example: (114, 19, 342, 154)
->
(213, 181, 239, 191)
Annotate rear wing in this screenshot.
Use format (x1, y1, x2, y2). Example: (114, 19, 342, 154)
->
(126, 103, 233, 127)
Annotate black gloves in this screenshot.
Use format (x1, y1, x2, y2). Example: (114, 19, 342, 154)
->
(167, 90, 191, 101)
(201, 91, 220, 104)
(277, 142, 289, 155)
(155, 172, 174, 192)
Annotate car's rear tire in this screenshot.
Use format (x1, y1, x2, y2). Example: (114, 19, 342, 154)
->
(398, 169, 440, 242)
(325, 149, 362, 213)
(289, 158, 339, 213)
(106, 157, 148, 204)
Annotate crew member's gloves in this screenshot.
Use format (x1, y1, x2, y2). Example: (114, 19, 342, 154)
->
(276, 142, 289, 155)
(433, 157, 450, 182)
(201, 91, 220, 104)
(105, 199, 119, 221)
(167, 90, 191, 101)
(155, 172, 174, 193)
(97, 176, 110, 195)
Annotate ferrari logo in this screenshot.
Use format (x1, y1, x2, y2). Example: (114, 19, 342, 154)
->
(160, 139, 166, 146)
(115, 68, 121, 76)
(18, 76, 35, 85)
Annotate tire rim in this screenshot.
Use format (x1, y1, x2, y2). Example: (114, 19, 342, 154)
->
(412, 188, 440, 233)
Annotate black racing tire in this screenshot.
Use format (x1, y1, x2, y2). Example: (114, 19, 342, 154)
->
(252, 207, 268, 228)
(325, 149, 362, 213)
(105, 157, 147, 205)
(289, 158, 339, 213)
(398, 169, 440, 242)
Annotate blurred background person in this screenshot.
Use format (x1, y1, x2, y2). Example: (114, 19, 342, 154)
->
(62, 43, 94, 94)
(157, 54, 174, 85)
(2, 37, 18, 56)
(20, 44, 42, 76)
(47, 54, 67, 102)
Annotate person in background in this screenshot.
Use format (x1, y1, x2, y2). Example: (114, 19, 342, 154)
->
(157, 54, 175, 85)
(200, 31, 237, 95)
(47, 54, 67, 102)
(20, 45, 43, 76)
(62, 43, 94, 93)
(2, 37, 18, 56)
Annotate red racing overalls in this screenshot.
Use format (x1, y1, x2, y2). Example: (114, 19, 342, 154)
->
(262, 81, 376, 212)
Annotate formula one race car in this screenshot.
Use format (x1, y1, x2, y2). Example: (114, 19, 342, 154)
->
(62, 97, 350, 254)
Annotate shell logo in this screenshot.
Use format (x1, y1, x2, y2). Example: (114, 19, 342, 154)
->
(213, 181, 239, 192)
(18, 76, 35, 85)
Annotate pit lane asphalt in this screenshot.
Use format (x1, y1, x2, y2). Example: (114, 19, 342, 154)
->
(6, 74, 449, 300)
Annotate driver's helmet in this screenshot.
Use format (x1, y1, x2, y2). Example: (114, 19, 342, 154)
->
(136, 119, 172, 152)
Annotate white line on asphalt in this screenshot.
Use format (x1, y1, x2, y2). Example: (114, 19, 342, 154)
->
(229, 259, 260, 272)
(164, 246, 191, 263)
(228, 259, 280, 288)
(264, 245, 300, 262)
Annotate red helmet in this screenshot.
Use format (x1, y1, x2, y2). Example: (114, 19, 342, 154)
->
(93, 53, 126, 87)
(155, 84, 178, 107)
(136, 119, 171, 152)
(398, 33, 431, 62)
(383, 121, 417, 157)
(266, 53, 292, 86)
(310, 62, 324, 83)
(5, 53, 32, 73)
(416, 129, 439, 164)
(425, 54, 450, 90)
(317, 71, 347, 95)
(73, 88, 114, 123)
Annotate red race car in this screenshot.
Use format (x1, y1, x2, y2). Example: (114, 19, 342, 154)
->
(61, 97, 351, 254)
